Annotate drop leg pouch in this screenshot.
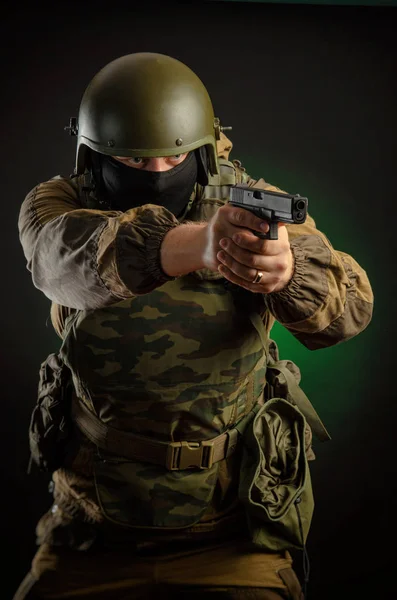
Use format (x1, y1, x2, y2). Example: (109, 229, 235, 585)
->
(238, 398, 314, 552)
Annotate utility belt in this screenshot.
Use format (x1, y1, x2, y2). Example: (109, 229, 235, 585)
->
(71, 395, 244, 471)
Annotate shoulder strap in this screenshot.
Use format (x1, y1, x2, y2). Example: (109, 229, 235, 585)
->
(218, 158, 238, 186)
(200, 158, 237, 204)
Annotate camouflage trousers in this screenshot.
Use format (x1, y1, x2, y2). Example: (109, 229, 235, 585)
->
(13, 539, 303, 600)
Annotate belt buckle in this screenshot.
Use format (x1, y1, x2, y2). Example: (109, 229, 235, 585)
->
(166, 440, 215, 471)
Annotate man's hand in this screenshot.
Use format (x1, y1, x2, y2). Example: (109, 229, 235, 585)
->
(205, 205, 294, 293)
(160, 205, 294, 293)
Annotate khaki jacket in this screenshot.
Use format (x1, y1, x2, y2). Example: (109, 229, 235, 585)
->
(19, 133, 373, 348)
(18, 133, 373, 552)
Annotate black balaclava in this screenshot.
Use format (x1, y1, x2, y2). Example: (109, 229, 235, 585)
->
(91, 151, 199, 217)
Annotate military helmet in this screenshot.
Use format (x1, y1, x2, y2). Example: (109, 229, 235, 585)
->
(69, 53, 225, 177)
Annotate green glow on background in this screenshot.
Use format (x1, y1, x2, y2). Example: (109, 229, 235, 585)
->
(240, 154, 377, 434)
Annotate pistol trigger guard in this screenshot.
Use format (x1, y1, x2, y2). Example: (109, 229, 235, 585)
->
(253, 221, 278, 241)
(253, 230, 269, 240)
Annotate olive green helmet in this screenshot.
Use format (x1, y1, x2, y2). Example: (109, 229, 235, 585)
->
(70, 53, 226, 178)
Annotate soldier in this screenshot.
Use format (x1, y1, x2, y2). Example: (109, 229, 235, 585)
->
(14, 53, 373, 599)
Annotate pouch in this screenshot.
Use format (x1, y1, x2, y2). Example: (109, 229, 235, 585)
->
(238, 397, 314, 552)
(28, 352, 73, 472)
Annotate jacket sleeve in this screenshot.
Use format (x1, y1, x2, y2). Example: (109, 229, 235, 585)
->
(236, 167, 374, 351)
(18, 176, 180, 310)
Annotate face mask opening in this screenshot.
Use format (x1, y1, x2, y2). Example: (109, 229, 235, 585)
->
(90, 150, 199, 217)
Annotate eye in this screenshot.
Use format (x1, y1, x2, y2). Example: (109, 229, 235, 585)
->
(169, 153, 188, 163)
(128, 157, 143, 165)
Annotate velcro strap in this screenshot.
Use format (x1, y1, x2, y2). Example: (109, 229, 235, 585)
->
(71, 397, 240, 471)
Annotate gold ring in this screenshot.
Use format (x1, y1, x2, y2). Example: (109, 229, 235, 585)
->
(252, 270, 263, 284)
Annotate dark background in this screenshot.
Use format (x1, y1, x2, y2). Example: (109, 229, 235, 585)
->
(2, 1, 396, 598)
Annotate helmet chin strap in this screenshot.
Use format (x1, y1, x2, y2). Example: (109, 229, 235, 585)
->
(81, 149, 112, 209)
(195, 146, 209, 187)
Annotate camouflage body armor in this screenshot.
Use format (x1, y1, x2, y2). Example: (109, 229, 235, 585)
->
(58, 158, 269, 530)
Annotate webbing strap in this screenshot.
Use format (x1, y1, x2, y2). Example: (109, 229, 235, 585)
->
(249, 312, 331, 442)
(267, 359, 331, 442)
(71, 397, 240, 470)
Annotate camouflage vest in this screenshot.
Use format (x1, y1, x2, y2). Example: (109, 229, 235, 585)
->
(59, 159, 270, 530)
